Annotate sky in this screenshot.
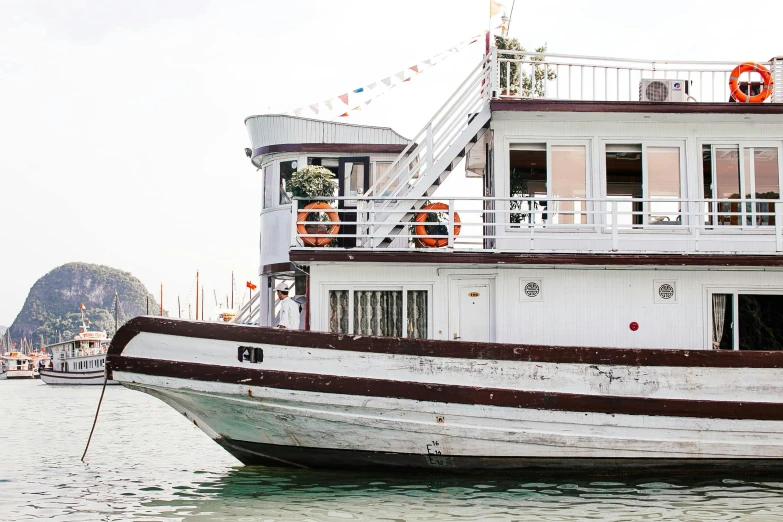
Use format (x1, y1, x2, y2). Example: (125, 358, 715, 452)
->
(2, 0, 783, 326)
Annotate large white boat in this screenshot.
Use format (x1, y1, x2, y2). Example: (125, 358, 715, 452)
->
(0, 351, 35, 379)
(40, 310, 115, 385)
(108, 40, 783, 472)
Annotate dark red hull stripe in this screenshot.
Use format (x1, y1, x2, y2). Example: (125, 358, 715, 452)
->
(108, 317, 783, 369)
(108, 356, 783, 421)
(218, 438, 783, 472)
(290, 249, 783, 267)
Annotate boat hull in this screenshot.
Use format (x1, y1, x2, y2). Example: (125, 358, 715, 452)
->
(6, 369, 35, 379)
(108, 317, 783, 472)
(39, 368, 116, 385)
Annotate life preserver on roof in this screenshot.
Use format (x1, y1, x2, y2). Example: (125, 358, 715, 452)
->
(297, 202, 340, 247)
(729, 62, 773, 103)
(414, 202, 461, 248)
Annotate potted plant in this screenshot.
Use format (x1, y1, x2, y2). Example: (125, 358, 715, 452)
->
(495, 36, 557, 97)
(287, 165, 339, 246)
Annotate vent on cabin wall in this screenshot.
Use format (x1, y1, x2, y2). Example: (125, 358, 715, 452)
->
(520, 279, 543, 302)
(654, 280, 677, 304)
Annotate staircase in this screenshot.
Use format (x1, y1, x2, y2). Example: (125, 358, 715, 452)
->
(362, 55, 493, 247)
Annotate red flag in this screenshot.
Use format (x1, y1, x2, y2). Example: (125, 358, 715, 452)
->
(80, 303, 85, 310)
(246, 281, 257, 290)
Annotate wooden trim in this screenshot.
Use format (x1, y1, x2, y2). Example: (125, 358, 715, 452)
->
(491, 99, 783, 114)
(110, 356, 783, 421)
(108, 317, 783, 368)
(261, 262, 297, 275)
(289, 250, 783, 267)
(252, 143, 409, 158)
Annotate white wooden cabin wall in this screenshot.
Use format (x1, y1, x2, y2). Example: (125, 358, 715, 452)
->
(491, 113, 783, 207)
(308, 263, 783, 350)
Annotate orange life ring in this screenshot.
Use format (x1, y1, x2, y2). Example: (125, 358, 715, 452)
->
(297, 202, 340, 247)
(729, 62, 773, 103)
(414, 202, 461, 248)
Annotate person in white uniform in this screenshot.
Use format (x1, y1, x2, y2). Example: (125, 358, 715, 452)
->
(275, 282, 299, 329)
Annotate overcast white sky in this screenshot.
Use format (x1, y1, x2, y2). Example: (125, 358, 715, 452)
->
(2, 0, 782, 326)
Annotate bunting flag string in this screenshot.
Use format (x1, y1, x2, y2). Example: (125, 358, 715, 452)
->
(284, 32, 486, 119)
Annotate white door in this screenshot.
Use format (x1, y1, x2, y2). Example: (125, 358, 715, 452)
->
(450, 279, 493, 342)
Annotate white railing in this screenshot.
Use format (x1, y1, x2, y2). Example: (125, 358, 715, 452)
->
(232, 292, 261, 324)
(363, 56, 492, 210)
(291, 196, 783, 254)
(493, 50, 779, 103)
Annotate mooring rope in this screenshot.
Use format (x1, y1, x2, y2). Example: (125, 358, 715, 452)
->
(81, 374, 108, 462)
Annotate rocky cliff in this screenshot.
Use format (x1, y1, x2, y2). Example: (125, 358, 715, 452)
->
(9, 262, 161, 345)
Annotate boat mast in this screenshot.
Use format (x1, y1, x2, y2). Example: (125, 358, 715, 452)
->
(114, 292, 119, 334)
(195, 270, 199, 321)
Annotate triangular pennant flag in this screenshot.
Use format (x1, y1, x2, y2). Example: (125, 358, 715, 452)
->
(339, 93, 349, 105)
(423, 59, 432, 66)
(365, 98, 373, 105)
(368, 82, 377, 90)
(395, 71, 406, 82)
(409, 65, 419, 74)
(352, 105, 361, 111)
(353, 87, 364, 93)
(324, 99, 333, 110)
(339, 112, 349, 117)
(404, 78, 411, 82)
(490, 0, 506, 17)
(309, 103, 319, 114)
(381, 77, 392, 87)
(294, 108, 304, 117)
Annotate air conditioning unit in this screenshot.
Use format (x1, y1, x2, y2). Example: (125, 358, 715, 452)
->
(639, 79, 689, 102)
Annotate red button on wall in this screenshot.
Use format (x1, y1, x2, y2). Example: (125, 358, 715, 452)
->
(629, 322, 639, 331)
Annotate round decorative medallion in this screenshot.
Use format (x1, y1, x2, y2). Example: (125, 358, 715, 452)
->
(658, 283, 674, 300)
(629, 322, 639, 331)
(524, 282, 540, 298)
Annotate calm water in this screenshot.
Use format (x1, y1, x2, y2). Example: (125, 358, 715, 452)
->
(2, 380, 783, 521)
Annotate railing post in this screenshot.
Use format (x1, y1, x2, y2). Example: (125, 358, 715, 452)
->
(448, 199, 455, 248)
(426, 123, 434, 171)
(611, 201, 619, 252)
(776, 202, 782, 252)
(490, 47, 498, 98)
(290, 199, 298, 248)
(772, 57, 783, 103)
(369, 199, 375, 250)
(692, 200, 700, 252)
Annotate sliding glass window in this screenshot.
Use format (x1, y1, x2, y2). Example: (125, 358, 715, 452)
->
(702, 144, 781, 227)
(604, 142, 683, 227)
(509, 142, 589, 226)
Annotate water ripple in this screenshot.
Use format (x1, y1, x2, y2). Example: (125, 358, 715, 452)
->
(2, 380, 783, 521)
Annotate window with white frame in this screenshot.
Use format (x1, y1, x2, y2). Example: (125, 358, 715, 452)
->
(327, 287, 429, 338)
(711, 291, 783, 350)
(604, 142, 684, 227)
(508, 142, 589, 226)
(702, 144, 781, 227)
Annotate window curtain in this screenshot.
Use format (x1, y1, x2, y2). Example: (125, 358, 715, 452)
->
(712, 294, 727, 348)
(354, 291, 403, 337)
(407, 290, 428, 339)
(328, 290, 349, 333)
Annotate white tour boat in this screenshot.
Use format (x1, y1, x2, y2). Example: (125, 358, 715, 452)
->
(108, 40, 783, 472)
(41, 310, 115, 385)
(1, 351, 35, 379)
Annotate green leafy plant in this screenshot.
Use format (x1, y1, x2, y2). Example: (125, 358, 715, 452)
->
(495, 36, 556, 97)
(289, 165, 339, 246)
(288, 165, 337, 207)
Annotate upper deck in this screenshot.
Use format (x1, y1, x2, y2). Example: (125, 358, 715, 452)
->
(249, 50, 783, 267)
